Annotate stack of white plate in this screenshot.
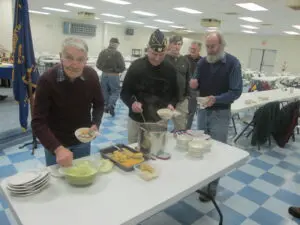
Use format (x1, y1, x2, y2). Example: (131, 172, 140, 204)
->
(6, 169, 50, 197)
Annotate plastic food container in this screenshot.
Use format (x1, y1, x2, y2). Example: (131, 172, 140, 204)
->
(134, 163, 159, 181)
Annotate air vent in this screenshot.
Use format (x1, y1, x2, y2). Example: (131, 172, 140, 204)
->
(201, 18, 221, 28)
(77, 11, 96, 20)
(224, 12, 239, 15)
(63, 22, 97, 37)
(286, 0, 300, 10)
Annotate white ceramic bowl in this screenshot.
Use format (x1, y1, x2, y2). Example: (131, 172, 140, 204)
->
(177, 134, 193, 145)
(157, 108, 173, 120)
(75, 128, 96, 143)
(188, 139, 212, 154)
(196, 97, 209, 109)
(187, 151, 204, 158)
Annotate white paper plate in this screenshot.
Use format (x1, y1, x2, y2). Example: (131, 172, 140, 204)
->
(10, 181, 50, 197)
(7, 169, 49, 187)
(7, 175, 50, 192)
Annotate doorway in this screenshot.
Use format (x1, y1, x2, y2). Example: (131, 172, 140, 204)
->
(248, 48, 277, 75)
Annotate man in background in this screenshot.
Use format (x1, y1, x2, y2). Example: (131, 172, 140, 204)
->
(96, 37, 125, 117)
(190, 31, 243, 202)
(185, 41, 202, 129)
(121, 29, 178, 144)
(32, 37, 104, 167)
(165, 35, 191, 131)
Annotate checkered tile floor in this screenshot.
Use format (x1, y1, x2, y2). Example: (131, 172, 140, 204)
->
(1, 101, 300, 225)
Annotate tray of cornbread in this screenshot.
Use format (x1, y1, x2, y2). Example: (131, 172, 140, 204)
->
(100, 144, 147, 172)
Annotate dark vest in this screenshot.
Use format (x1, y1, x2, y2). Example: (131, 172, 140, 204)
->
(198, 53, 236, 110)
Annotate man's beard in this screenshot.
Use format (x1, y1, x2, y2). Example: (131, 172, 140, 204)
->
(206, 51, 225, 63)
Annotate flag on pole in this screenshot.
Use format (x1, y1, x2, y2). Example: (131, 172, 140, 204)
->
(12, 0, 40, 130)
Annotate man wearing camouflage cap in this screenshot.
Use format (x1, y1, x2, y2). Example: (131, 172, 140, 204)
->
(165, 35, 191, 131)
(121, 29, 179, 144)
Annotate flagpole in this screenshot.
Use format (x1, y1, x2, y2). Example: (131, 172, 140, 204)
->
(27, 71, 38, 155)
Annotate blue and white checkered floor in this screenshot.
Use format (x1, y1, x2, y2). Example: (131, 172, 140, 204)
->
(1, 101, 300, 225)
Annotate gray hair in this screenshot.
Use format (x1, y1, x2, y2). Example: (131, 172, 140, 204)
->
(205, 31, 226, 47)
(191, 41, 202, 48)
(61, 37, 89, 53)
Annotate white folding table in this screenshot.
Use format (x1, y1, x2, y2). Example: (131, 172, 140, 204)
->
(0, 135, 249, 225)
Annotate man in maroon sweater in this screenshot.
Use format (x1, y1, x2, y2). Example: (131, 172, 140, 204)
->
(32, 37, 104, 167)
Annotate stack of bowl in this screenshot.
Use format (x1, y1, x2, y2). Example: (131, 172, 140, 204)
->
(176, 134, 193, 150)
(187, 139, 212, 158)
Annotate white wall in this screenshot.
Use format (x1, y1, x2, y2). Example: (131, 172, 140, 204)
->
(0, 0, 13, 52)
(185, 33, 300, 74)
(28, 14, 300, 74)
(29, 14, 194, 57)
(224, 34, 300, 74)
(30, 14, 104, 56)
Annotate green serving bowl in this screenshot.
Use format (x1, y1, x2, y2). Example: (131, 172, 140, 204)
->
(59, 160, 99, 186)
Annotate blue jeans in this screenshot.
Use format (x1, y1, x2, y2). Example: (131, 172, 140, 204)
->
(101, 73, 120, 108)
(44, 143, 91, 166)
(187, 89, 199, 129)
(197, 109, 231, 199)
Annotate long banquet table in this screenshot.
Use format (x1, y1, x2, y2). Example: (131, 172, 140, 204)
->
(0, 135, 249, 225)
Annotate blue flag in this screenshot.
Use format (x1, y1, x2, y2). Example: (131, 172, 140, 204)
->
(12, 0, 40, 130)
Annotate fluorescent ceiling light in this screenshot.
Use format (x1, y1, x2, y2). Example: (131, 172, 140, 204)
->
(236, 3, 268, 11)
(154, 19, 174, 24)
(241, 25, 259, 29)
(102, 0, 131, 5)
(160, 29, 169, 32)
(42, 7, 70, 12)
(144, 25, 158, 29)
(239, 17, 262, 23)
(95, 17, 100, 20)
(174, 7, 202, 14)
(29, 10, 50, 15)
(207, 27, 218, 30)
(132, 11, 156, 17)
(104, 21, 121, 25)
(242, 30, 256, 34)
(64, 3, 94, 9)
(101, 13, 124, 18)
(186, 30, 194, 32)
(126, 20, 144, 24)
(293, 25, 300, 30)
(284, 31, 299, 35)
(170, 25, 184, 29)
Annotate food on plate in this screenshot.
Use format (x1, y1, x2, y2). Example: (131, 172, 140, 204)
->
(78, 129, 94, 139)
(98, 159, 114, 173)
(137, 163, 158, 181)
(109, 149, 144, 167)
(75, 128, 97, 143)
(140, 163, 154, 173)
(132, 152, 143, 159)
